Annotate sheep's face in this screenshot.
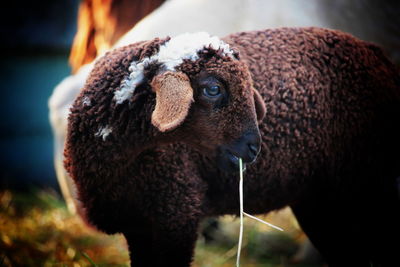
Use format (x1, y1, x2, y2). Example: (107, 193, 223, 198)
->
(151, 58, 266, 172)
(116, 32, 266, 172)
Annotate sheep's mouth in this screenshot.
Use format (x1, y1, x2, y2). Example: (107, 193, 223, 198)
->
(217, 149, 247, 173)
(227, 151, 247, 170)
(216, 131, 261, 173)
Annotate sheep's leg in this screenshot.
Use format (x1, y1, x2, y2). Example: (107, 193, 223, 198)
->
(125, 232, 154, 267)
(123, 148, 205, 266)
(291, 192, 398, 266)
(153, 219, 200, 266)
(124, 219, 199, 267)
(290, 201, 358, 266)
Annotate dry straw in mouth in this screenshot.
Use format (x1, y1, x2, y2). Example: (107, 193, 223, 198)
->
(236, 158, 283, 267)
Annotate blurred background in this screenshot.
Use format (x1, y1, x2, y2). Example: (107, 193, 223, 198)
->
(0, 0, 79, 189)
(0, 0, 399, 266)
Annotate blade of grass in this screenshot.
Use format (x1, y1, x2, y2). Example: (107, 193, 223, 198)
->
(82, 251, 98, 267)
(236, 158, 244, 267)
(243, 212, 283, 231)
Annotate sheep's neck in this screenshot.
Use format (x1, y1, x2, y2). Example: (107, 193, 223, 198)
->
(127, 130, 161, 158)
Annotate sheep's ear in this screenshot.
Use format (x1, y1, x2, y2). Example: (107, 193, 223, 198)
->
(151, 71, 193, 132)
(253, 89, 266, 122)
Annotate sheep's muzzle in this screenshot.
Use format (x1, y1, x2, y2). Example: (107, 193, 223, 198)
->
(216, 130, 261, 173)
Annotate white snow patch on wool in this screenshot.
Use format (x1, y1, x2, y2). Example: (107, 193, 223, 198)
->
(114, 32, 235, 104)
(114, 70, 145, 104)
(95, 125, 113, 141)
(156, 32, 235, 71)
(82, 96, 91, 106)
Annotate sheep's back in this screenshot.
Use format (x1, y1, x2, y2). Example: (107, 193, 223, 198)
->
(218, 27, 400, 211)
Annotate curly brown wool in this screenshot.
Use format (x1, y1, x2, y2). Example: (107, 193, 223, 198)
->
(65, 27, 400, 267)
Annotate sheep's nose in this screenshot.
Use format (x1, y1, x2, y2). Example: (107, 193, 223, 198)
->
(244, 132, 261, 163)
(248, 143, 259, 158)
(231, 131, 261, 164)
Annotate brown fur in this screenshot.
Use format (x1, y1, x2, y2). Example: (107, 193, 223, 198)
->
(65, 27, 400, 266)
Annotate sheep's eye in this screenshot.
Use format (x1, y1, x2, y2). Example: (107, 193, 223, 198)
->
(203, 85, 221, 98)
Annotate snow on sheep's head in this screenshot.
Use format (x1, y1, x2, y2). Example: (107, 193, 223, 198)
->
(114, 32, 238, 132)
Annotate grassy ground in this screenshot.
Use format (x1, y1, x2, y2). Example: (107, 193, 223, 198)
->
(0, 189, 323, 267)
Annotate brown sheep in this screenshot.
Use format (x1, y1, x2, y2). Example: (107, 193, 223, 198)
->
(65, 27, 400, 266)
